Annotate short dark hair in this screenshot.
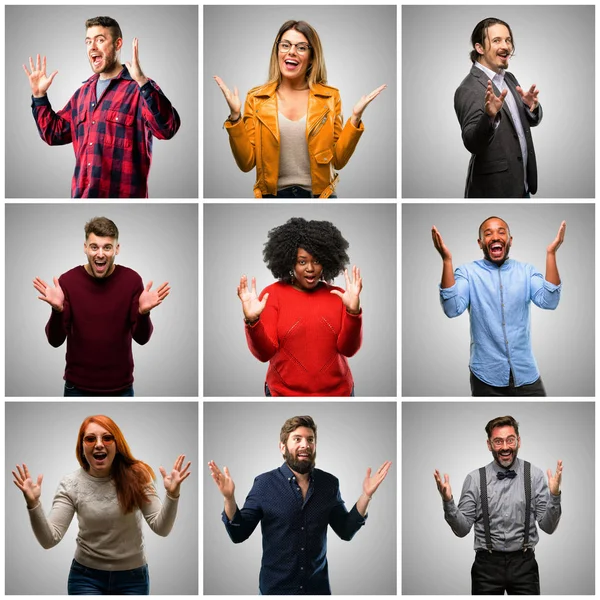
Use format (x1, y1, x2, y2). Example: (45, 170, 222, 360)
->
(263, 218, 350, 283)
(470, 17, 515, 63)
(280, 416, 317, 445)
(85, 16, 123, 43)
(84, 217, 119, 240)
(478, 216, 510, 240)
(485, 416, 520, 439)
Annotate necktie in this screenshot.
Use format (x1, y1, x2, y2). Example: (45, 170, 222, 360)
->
(497, 469, 517, 480)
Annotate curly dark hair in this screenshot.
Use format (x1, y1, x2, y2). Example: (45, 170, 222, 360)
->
(263, 218, 350, 283)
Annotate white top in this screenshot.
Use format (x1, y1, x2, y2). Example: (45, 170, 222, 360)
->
(27, 468, 179, 570)
(277, 112, 312, 192)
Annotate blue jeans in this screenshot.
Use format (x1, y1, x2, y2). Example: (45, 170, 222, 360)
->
(263, 186, 337, 198)
(64, 381, 134, 397)
(67, 559, 149, 595)
(265, 383, 354, 396)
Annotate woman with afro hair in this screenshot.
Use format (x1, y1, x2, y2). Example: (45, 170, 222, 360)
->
(12, 415, 191, 595)
(237, 217, 362, 396)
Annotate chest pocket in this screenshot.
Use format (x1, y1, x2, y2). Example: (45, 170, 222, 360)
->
(104, 110, 135, 149)
(74, 110, 87, 141)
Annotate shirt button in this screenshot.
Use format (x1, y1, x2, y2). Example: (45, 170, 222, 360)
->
(301, 547, 304, 551)
(301, 567, 304, 571)
(92, 103, 95, 107)
(297, 487, 300, 491)
(89, 142, 92, 145)
(116, 117, 119, 121)
(301, 527, 304, 530)
(87, 163, 91, 166)
(92, 121, 95, 124)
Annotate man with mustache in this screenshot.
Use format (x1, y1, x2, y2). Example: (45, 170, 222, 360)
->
(23, 16, 180, 198)
(455, 18, 542, 198)
(208, 415, 392, 594)
(431, 216, 565, 396)
(434, 415, 562, 594)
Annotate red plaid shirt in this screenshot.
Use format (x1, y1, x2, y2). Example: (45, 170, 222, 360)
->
(31, 67, 180, 198)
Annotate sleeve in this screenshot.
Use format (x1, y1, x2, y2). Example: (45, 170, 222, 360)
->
(336, 308, 362, 357)
(45, 281, 71, 348)
(442, 473, 478, 538)
(139, 80, 180, 140)
(27, 479, 76, 549)
(327, 484, 366, 542)
(439, 266, 470, 318)
(224, 94, 257, 173)
(529, 265, 561, 310)
(140, 484, 179, 537)
(130, 276, 154, 345)
(221, 478, 263, 544)
(533, 468, 561, 534)
(454, 84, 498, 155)
(244, 287, 279, 362)
(331, 92, 364, 170)
(31, 95, 74, 146)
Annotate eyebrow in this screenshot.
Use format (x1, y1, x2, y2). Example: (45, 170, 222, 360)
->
(281, 39, 308, 44)
(85, 34, 107, 41)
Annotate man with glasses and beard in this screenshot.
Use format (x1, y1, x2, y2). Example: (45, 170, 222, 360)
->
(23, 16, 180, 198)
(208, 415, 392, 595)
(434, 415, 562, 594)
(431, 216, 566, 396)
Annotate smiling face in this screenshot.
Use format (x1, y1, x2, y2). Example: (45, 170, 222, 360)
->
(82, 422, 117, 477)
(478, 218, 512, 265)
(85, 25, 122, 78)
(84, 233, 119, 278)
(487, 425, 520, 469)
(278, 28, 312, 83)
(475, 23, 513, 73)
(292, 248, 323, 291)
(280, 426, 316, 475)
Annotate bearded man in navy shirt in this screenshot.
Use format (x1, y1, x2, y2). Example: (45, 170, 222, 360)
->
(208, 415, 392, 595)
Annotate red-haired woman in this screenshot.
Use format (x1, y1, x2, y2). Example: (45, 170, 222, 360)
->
(12, 415, 191, 595)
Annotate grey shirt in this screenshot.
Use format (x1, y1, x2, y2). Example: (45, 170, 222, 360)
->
(443, 458, 561, 552)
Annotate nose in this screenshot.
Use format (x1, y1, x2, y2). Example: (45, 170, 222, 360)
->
(305, 262, 314, 272)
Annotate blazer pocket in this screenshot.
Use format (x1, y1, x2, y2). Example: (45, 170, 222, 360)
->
(313, 148, 333, 164)
(474, 159, 508, 175)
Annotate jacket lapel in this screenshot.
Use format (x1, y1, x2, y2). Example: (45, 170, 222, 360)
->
(470, 65, 516, 133)
(307, 83, 332, 137)
(254, 81, 279, 141)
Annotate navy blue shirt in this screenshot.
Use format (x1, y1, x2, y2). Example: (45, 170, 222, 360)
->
(222, 463, 366, 594)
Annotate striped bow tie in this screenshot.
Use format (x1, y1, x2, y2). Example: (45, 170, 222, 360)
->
(497, 470, 517, 480)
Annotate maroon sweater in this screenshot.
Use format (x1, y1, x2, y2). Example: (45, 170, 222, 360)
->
(46, 265, 153, 391)
(245, 281, 362, 396)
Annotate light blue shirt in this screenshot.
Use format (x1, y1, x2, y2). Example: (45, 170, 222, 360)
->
(474, 61, 530, 192)
(440, 258, 561, 387)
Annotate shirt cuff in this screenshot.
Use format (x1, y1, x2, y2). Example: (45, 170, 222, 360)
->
(439, 282, 458, 299)
(221, 507, 241, 525)
(543, 280, 561, 293)
(549, 490, 561, 503)
(31, 95, 50, 107)
(350, 503, 368, 524)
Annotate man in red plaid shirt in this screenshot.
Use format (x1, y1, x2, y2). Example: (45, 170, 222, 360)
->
(23, 16, 181, 198)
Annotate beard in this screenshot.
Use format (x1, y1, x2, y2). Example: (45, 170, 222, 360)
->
(283, 446, 316, 475)
(492, 446, 518, 469)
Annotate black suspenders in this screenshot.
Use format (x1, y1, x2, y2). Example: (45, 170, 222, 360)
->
(479, 461, 532, 552)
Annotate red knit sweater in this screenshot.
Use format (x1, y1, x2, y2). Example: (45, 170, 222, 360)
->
(245, 281, 362, 396)
(45, 265, 153, 392)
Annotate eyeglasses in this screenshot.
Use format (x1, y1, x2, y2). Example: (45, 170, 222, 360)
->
(491, 436, 517, 449)
(278, 41, 311, 55)
(83, 434, 115, 446)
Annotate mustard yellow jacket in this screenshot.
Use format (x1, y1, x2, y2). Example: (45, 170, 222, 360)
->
(224, 81, 364, 198)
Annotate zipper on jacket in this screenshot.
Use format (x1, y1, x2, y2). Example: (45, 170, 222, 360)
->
(308, 108, 330, 137)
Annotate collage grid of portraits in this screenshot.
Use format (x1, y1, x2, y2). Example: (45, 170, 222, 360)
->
(0, 0, 598, 598)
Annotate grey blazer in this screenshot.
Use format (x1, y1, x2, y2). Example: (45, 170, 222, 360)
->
(454, 65, 542, 198)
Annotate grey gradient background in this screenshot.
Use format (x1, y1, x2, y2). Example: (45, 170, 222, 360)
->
(5, 204, 198, 396)
(5, 401, 198, 595)
(204, 5, 396, 198)
(6, 5, 198, 198)
(402, 402, 594, 594)
(204, 401, 396, 595)
(402, 203, 594, 396)
(402, 5, 595, 198)
(203, 204, 396, 397)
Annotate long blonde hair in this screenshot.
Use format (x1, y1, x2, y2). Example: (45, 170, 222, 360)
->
(267, 20, 327, 88)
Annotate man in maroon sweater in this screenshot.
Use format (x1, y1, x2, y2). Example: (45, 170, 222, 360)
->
(32, 217, 170, 396)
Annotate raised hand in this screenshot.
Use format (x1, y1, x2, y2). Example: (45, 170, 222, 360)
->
(214, 76, 242, 120)
(159, 454, 191, 497)
(237, 275, 269, 322)
(547, 221, 566, 254)
(363, 461, 392, 498)
(431, 226, 452, 261)
(13, 464, 43, 508)
(547, 459, 562, 496)
(33, 276, 64, 312)
(330, 266, 362, 313)
(484, 80, 508, 118)
(516, 84, 540, 111)
(352, 84, 387, 125)
(124, 37, 148, 87)
(208, 460, 235, 500)
(23, 54, 58, 98)
(434, 469, 453, 502)
(139, 281, 170, 314)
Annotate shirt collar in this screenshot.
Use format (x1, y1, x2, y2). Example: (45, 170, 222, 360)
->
(279, 462, 314, 482)
(83, 65, 132, 84)
(490, 457, 522, 476)
(474, 60, 505, 84)
(480, 258, 512, 270)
